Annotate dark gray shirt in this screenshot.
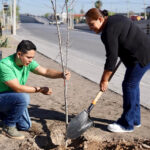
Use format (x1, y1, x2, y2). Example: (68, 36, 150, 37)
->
(101, 15, 150, 71)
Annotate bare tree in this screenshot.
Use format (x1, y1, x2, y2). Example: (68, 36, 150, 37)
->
(64, 0, 69, 126)
(61, 0, 76, 14)
(50, 0, 74, 146)
(95, 0, 102, 9)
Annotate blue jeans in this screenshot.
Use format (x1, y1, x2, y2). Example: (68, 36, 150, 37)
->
(117, 63, 150, 130)
(0, 92, 31, 130)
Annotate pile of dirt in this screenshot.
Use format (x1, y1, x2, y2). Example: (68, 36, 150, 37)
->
(16, 132, 150, 150)
(26, 121, 150, 150)
(66, 138, 150, 150)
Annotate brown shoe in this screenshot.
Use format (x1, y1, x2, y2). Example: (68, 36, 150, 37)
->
(2, 125, 25, 140)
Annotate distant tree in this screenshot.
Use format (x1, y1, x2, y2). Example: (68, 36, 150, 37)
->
(44, 13, 50, 18)
(80, 9, 84, 14)
(7, 5, 20, 22)
(141, 12, 145, 17)
(95, 0, 102, 9)
(108, 11, 115, 16)
(129, 11, 135, 17)
(16, 5, 20, 22)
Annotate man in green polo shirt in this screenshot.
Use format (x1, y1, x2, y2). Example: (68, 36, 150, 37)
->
(0, 40, 71, 140)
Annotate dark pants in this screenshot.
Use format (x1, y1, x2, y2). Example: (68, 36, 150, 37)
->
(117, 63, 150, 130)
(0, 92, 31, 130)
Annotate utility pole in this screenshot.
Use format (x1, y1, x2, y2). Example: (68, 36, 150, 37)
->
(143, 0, 147, 20)
(2, 0, 5, 27)
(68, 7, 74, 29)
(10, 0, 13, 34)
(70, 7, 74, 29)
(13, 0, 16, 35)
(127, 0, 130, 18)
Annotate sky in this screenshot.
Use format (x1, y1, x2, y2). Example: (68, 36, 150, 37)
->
(1, 0, 150, 16)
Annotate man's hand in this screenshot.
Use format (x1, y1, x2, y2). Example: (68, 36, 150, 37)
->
(40, 87, 52, 95)
(63, 71, 71, 80)
(100, 80, 108, 92)
(35, 87, 52, 95)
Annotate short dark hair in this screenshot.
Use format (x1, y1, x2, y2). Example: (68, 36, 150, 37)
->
(16, 40, 36, 54)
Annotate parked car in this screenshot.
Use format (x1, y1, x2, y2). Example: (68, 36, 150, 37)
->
(49, 20, 63, 25)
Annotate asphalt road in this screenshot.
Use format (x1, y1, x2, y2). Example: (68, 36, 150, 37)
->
(14, 15, 150, 109)
(19, 15, 105, 59)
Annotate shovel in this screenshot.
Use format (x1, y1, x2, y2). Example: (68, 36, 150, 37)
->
(67, 60, 122, 139)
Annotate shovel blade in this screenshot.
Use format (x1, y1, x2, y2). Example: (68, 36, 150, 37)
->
(67, 110, 93, 139)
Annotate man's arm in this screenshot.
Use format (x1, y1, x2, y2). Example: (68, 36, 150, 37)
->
(32, 65, 71, 80)
(5, 78, 52, 95)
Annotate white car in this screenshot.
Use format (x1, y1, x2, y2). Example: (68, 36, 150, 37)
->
(49, 20, 63, 25)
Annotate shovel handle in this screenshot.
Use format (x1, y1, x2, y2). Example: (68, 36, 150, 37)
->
(87, 91, 103, 114)
(87, 60, 121, 114)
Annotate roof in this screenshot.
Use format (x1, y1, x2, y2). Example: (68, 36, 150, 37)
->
(74, 14, 84, 17)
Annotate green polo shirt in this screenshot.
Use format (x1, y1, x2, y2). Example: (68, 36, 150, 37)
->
(0, 53, 39, 92)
